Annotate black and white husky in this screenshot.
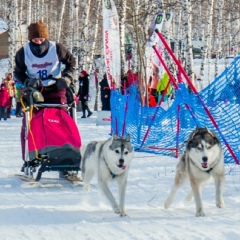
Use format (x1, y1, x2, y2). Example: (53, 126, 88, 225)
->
(164, 127, 225, 217)
(81, 134, 134, 216)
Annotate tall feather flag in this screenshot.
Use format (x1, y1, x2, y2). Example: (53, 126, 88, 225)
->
(145, 12, 165, 85)
(153, 12, 173, 79)
(102, 0, 121, 89)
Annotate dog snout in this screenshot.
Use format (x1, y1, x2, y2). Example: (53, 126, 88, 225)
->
(202, 156, 208, 162)
(119, 159, 124, 164)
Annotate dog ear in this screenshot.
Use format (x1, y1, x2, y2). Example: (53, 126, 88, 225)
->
(187, 140, 194, 149)
(125, 134, 131, 142)
(112, 134, 119, 140)
(204, 127, 214, 137)
(190, 130, 198, 140)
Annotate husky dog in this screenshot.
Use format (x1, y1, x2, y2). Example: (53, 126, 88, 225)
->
(81, 134, 134, 216)
(164, 127, 225, 217)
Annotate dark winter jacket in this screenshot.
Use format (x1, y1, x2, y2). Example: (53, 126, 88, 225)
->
(78, 75, 90, 101)
(99, 75, 111, 110)
(14, 40, 76, 85)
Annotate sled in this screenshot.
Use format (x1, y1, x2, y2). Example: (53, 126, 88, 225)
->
(22, 82, 82, 182)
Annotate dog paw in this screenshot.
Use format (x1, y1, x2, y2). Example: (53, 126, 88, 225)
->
(196, 210, 205, 217)
(83, 184, 90, 192)
(114, 206, 121, 214)
(216, 200, 224, 208)
(119, 212, 127, 217)
(164, 201, 170, 209)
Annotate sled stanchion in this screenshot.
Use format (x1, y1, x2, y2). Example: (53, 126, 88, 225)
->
(176, 105, 180, 158)
(35, 162, 46, 181)
(122, 94, 129, 137)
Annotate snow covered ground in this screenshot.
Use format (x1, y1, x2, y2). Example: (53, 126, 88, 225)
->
(0, 113, 239, 240)
(0, 19, 239, 238)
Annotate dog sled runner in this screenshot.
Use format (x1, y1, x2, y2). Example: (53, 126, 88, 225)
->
(21, 80, 82, 182)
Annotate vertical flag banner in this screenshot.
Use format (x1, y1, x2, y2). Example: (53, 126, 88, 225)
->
(155, 12, 173, 78)
(145, 12, 165, 85)
(102, 0, 121, 88)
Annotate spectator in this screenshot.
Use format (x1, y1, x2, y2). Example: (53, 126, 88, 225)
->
(15, 80, 24, 117)
(149, 64, 159, 103)
(99, 73, 111, 111)
(2, 73, 15, 118)
(78, 70, 92, 118)
(0, 83, 10, 121)
(157, 72, 172, 102)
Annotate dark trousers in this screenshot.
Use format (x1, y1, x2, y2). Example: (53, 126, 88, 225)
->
(101, 98, 111, 111)
(0, 106, 7, 120)
(81, 99, 91, 116)
(7, 97, 13, 117)
(150, 88, 158, 104)
(15, 102, 22, 115)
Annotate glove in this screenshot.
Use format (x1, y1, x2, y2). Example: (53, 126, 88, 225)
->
(25, 78, 42, 89)
(56, 77, 71, 90)
(74, 95, 79, 104)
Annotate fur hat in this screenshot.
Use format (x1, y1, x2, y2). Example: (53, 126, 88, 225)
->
(28, 21, 49, 40)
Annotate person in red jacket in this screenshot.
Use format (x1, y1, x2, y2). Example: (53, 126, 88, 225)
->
(0, 83, 10, 121)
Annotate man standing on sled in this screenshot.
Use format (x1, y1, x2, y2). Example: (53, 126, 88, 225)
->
(14, 21, 76, 178)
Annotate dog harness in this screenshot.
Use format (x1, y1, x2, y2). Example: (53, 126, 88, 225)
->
(103, 157, 124, 178)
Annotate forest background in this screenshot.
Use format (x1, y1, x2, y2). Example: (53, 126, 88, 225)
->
(0, 0, 239, 85)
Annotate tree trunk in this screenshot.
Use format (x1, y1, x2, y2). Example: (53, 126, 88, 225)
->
(7, 0, 18, 74)
(56, 0, 66, 43)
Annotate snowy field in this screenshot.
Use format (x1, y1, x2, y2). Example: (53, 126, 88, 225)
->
(0, 113, 239, 240)
(0, 20, 239, 239)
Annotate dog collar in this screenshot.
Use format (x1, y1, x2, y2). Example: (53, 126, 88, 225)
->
(111, 172, 116, 178)
(103, 157, 124, 178)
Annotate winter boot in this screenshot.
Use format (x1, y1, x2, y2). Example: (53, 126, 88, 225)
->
(87, 111, 92, 117)
(87, 107, 92, 117)
(21, 161, 27, 172)
(81, 109, 86, 118)
(59, 170, 70, 178)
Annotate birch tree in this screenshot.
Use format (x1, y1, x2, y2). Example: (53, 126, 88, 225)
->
(199, 0, 214, 84)
(26, 0, 32, 26)
(119, 0, 127, 72)
(67, 0, 74, 53)
(79, 0, 87, 71)
(214, 0, 224, 78)
(7, 0, 18, 73)
(83, 0, 92, 72)
(181, 0, 194, 83)
(56, 0, 66, 43)
(88, 0, 101, 73)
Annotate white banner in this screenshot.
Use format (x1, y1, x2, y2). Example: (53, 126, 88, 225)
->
(145, 12, 165, 84)
(102, 0, 121, 88)
(153, 12, 173, 79)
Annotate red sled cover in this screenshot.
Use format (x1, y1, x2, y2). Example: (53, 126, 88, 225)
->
(28, 108, 82, 162)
